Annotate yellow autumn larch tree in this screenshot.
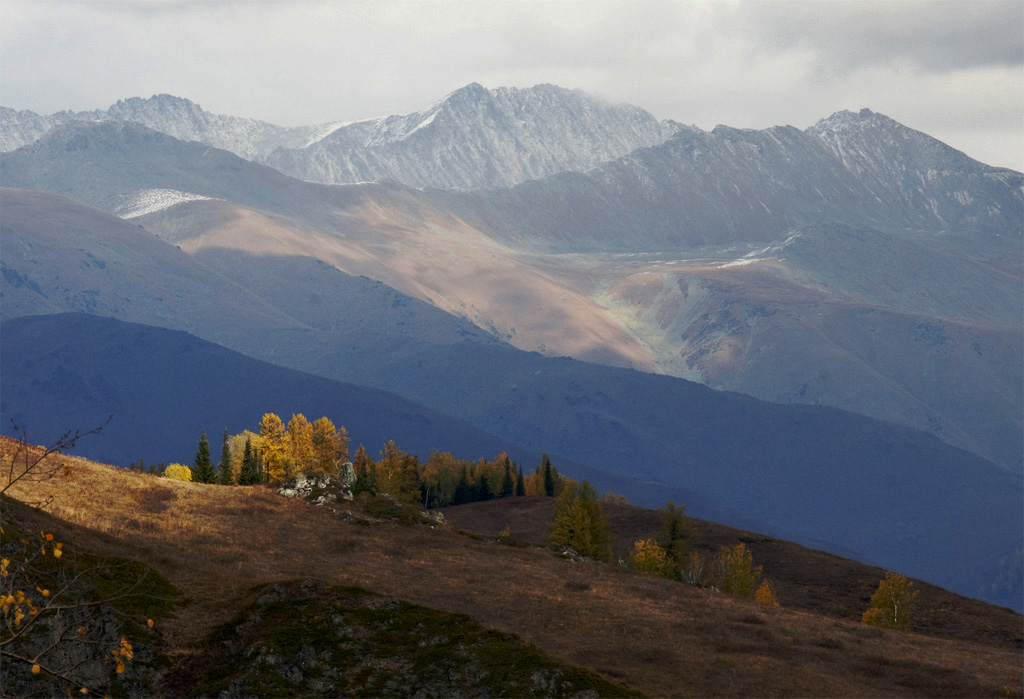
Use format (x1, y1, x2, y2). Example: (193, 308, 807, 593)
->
(710, 543, 763, 597)
(422, 450, 462, 507)
(862, 571, 918, 629)
(258, 413, 287, 483)
(311, 416, 348, 476)
(376, 441, 420, 504)
(284, 413, 314, 478)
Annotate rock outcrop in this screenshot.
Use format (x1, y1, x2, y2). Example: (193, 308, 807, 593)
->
(276, 473, 353, 505)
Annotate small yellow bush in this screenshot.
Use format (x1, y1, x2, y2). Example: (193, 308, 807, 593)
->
(631, 538, 672, 577)
(755, 579, 780, 607)
(163, 464, 192, 482)
(710, 543, 762, 597)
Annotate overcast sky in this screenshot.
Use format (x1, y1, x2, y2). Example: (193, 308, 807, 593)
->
(2, 0, 1021, 170)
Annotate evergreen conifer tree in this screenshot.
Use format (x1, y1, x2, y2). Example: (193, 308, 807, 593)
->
(217, 429, 234, 485)
(352, 444, 375, 493)
(193, 430, 215, 483)
(453, 466, 472, 505)
(546, 480, 611, 561)
(238, 438, 259, 485)
(658, 501, 696, 576)
(476, 472, 492, 501)
(541, 454, 555, 496)
(500, 457, 514, 497)
(515, 465, 526, 496)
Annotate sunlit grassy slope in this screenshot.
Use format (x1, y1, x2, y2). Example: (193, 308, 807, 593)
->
(3, 438, 1021, 698)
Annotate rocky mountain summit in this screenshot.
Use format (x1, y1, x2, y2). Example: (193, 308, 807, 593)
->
(265, 82, 682, 189)
(0, 95, 322, 161)
(451, 107, 1022, 252)
(0, 84, 682, 189)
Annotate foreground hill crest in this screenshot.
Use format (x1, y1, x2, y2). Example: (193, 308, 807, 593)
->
(1, 439, 1021, 698)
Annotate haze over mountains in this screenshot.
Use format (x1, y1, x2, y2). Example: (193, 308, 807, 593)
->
(2, 96, 1019, 469)
(1, 84, 1021, 610)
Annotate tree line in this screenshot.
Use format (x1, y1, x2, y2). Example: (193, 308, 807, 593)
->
(146, 411, 919, 627)
(543, 479, 919, 625)
(544, 481, 780, 607)
(149, 413, 573, 507)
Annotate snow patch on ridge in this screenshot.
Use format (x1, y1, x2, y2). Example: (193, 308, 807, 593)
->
(114, 189, 215, 219)
(717, 233, 802, 267)
(406, 110, 438, 137)
(302, 121, 352, 149)
(720, 257, 764, 268)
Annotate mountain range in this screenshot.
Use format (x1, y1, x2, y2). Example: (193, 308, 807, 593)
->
(0, 84, 681, 189)
(1, 84, 1021, 610)
(2, 104, 1019, 469)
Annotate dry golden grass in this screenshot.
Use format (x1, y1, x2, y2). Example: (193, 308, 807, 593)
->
(3, 438, 1022, 698)
(445, 497, 1024, 650)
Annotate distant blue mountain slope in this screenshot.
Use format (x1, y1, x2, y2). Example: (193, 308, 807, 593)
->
(2, 312, 1020, 612)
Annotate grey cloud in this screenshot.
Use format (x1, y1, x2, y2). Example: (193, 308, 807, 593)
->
(739, 0, 1023, 75)
(0, 0, 1020, 169)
